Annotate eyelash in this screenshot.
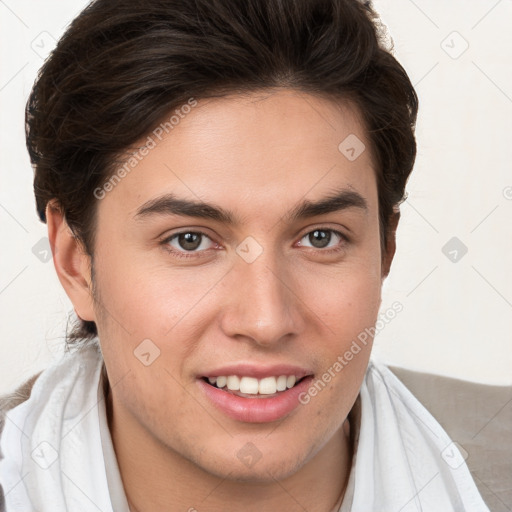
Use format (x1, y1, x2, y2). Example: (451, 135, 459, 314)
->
(160, 228, 349, 260)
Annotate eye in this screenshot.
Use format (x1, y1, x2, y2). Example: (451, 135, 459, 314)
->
(161, 227, 348, 260)
(163, 231, 216, 255)
(297, 228, 347, 250)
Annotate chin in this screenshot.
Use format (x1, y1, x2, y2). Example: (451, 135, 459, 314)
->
(191, 436, 315, 484)
(208, 455, 304, 483)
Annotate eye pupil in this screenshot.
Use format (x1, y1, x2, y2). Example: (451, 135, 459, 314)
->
(179, 232, 201, 250)
(309, 230, 331, 248)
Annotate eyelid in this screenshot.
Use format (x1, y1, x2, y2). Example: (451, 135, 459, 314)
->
(296, 222, 349, 239)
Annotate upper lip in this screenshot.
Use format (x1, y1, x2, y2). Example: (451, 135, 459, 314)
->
(200, 363, 313, 380)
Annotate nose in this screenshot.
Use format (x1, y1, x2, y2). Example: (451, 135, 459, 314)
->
(219, 247, 305, 348)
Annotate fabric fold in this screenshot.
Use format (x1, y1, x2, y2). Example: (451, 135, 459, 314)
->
(343, 362, 490, 511)
(0, 344, 113, 512)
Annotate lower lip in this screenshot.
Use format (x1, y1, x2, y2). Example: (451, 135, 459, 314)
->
(197, 376, 314, 423)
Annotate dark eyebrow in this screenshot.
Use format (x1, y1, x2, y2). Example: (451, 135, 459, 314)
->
(286, 188, 368, 222)
(133, 188, 368, 224)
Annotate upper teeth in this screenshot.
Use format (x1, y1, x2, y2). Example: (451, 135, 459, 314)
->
(208, 375, 297, 395)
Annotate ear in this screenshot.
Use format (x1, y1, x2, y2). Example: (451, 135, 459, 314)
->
(46, 200, 96, 322)
(381, 209, 400, 280)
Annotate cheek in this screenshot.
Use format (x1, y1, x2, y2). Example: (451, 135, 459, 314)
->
(304, 258, 382, 336)
(298, 271, 379, 430)
(92, 243, 227, 339)
(90, 248, 228, 399)
(296, 254, 382, 396)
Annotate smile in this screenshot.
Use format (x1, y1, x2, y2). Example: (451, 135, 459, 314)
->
(204, 374, 304, 397)
(198, 372, 314, 423)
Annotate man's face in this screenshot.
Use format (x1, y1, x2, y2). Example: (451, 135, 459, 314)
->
(91, 89, 384, 481)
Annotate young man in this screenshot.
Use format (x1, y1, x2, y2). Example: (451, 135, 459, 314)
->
(0, 0, 490, 510)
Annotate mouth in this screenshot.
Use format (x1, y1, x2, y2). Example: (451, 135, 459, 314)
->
(201, 374, 310, 399)
(197, 370, 315, 423)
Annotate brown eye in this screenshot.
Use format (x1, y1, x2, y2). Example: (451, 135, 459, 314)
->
(299, 229, 345, 250)
(308, 230, 331, 248)
(164, 231, 215, 254)
(177, 232, 202, 251)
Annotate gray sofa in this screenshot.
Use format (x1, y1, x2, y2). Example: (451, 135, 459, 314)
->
(389, 366, 512, 512)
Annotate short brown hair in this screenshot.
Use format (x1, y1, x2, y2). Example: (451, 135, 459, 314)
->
(26, 0, 418, 345)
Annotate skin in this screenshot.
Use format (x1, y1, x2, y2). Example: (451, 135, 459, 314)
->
(47, 88, 398, 512)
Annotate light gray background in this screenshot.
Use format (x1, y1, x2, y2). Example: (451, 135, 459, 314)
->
(1, 0, 511, 393)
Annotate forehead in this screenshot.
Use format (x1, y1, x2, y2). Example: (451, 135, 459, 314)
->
(97, 89, 377, 224)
